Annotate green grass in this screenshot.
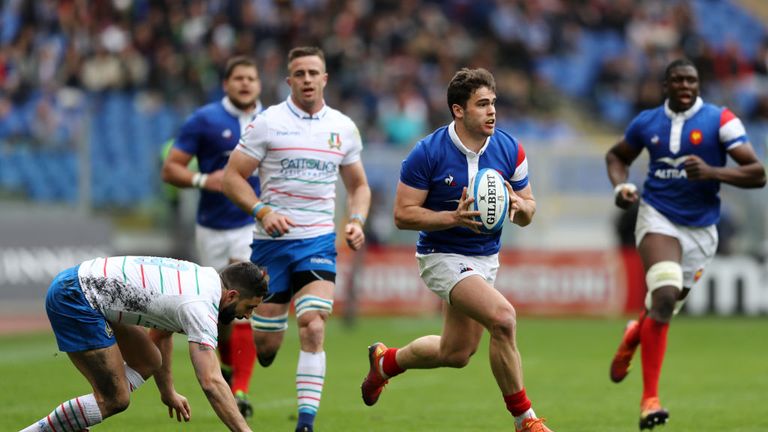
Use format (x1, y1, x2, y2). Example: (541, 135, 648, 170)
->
(3, 316, 768, 431)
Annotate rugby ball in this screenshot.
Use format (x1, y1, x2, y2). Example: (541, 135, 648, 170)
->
(467, 168, 509, 234)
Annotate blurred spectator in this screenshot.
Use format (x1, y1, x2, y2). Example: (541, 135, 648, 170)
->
(0, 0, 765, 159)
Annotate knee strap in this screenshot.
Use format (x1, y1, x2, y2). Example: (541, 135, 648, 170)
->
(644, 261, 683, 310)
(294, 295, 334, 318)
(251, 311, 289, 332)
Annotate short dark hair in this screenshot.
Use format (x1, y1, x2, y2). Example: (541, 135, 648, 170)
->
(447, 68, 496, 117)
(219, 262, 269, 298)
(664, 58, 697, 81)
(287, 46, 325, 65)
(224, 56, 258, 80)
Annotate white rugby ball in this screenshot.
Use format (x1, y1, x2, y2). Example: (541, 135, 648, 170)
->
(467, 168, 508, 234)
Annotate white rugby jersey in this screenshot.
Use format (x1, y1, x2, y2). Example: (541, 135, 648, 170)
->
(237, 97, 363, 239)
(78, 256, 222, 348)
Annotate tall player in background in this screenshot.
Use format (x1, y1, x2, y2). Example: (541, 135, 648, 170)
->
(20, 257, 268, 432)
(223, 46, 370, 432)
(361, 68, 554, 432)
(161, 56, 263, 417)
(606, 58, 766, 430)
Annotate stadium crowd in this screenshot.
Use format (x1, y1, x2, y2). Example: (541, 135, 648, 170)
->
(3, 0, 767, 154)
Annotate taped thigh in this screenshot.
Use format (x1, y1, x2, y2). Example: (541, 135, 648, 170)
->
(644, 260, 683, 310)
(294, 295, 334, 318)
(251, 311, 289, 332)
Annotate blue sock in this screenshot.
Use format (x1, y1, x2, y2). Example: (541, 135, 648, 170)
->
(297, 411, 315, 428)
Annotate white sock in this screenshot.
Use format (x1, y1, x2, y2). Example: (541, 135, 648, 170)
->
(296, 350, 326, 417)
(20, 393, 103, 432)
(514, 408, 536, 429)
(20, 364, 145, 432)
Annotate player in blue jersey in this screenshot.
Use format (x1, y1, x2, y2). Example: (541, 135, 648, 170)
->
(360, 68, 554, 432)
(161, 55, 263, 417)
(19, 258, 268, 432)
(605, 58, 766, 430)
(223, 46, 371, 432)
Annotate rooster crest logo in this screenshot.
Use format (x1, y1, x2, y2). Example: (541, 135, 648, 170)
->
(444, 174, 455, 186)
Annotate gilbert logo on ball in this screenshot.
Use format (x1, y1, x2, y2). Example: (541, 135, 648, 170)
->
(467, 168, 509, 234)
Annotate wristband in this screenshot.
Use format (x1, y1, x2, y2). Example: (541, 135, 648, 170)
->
(613, 182, 637, 197)
(250, 202, 272, 221)
(191, 173, 208, 189)
(349, 213, 366, 227)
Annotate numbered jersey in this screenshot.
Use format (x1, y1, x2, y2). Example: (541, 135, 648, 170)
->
(625, 97, 748, 226)
(78, 256, 222, 348)
(237, 97, 363, 239)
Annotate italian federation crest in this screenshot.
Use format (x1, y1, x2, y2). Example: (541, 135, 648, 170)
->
(328, 132, 342, 149)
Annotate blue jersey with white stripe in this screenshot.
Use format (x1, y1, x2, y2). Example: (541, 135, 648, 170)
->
(175, 99, 261, 229)
(400, 123, 529, 256)
(625, 98, 748, 226)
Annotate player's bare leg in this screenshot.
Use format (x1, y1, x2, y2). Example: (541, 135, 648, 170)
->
(362, 284, 484, 406)
(251, 302, 289, 367)
(449, 277, 552, 432)
(293, 280, 333, 432)
(21, 346, 128, 432)
(635, 233, 682, 429)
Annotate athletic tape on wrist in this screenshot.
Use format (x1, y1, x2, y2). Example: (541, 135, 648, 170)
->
(613, 182, 637, 198)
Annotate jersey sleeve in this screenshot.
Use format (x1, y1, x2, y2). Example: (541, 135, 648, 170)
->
(236, 115, 269, 161)
(719, 108, 748, 150)
(399, 141, 431, 190)
(174, 112, 204, 155)
(177, 301, 219, 349)
(509, 142, 529, 191)
(623, 115, 645, 150)
(341, 122, 363, 165)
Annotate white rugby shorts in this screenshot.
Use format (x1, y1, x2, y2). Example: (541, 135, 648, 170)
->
(195, 223, 255, 270)
(416, 252, 499, 303)
(635, 200, 718, 288)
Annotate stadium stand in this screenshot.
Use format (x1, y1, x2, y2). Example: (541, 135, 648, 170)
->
(0, 0, 766, 206)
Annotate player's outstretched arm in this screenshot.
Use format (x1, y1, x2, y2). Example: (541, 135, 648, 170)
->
(684, 143, 766, 188)
(189, 342, 252, 432)
(149, 329, 191, 422)
(394, 181, 482, 232)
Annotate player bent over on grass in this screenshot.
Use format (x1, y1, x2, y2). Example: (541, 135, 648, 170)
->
(19, 257, 268, 432)
(361, 68, 554, 432)
(605, 58, 766, 430)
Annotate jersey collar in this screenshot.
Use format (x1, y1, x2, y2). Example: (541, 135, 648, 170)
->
(286, 96, 328, 120)
(447, 121, 490, 156)
(222, 97, 261, 119)
(664, 96, 703, 120)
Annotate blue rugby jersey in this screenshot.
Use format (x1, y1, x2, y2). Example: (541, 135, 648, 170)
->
(624, 97, 748, 226)
(400, 122, 529, 256)
(174, 98, 262, 229)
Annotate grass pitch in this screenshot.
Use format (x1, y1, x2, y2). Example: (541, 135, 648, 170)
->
(2, 316, 767, 431)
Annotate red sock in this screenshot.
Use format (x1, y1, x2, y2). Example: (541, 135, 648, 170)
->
(382, 348, 405, 377)
(230, 322, 256, 394)
(640, 317, 669, 400)
(504, 388, 531, 417)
